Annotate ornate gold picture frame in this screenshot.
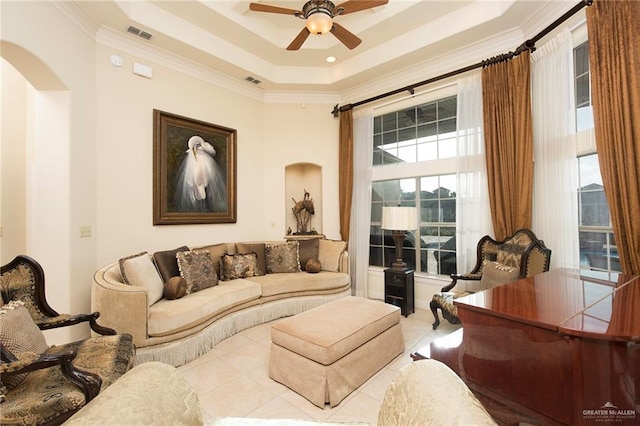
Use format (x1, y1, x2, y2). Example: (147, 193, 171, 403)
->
(153, 109, 237, 225)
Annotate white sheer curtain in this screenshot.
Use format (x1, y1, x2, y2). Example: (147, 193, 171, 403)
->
(349, 107, 374, 297)
(531, 29, 580, 269)
(456, 73, 493, 275)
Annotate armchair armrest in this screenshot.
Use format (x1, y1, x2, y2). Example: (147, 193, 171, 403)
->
(440, 273, 482, 292)
(36, 312, 116, 335)
(1, 350, 102, 403)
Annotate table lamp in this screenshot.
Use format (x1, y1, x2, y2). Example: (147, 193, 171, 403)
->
(381, 206, 418, 271)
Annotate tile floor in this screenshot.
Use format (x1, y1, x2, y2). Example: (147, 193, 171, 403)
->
(178, 304, 460, 425)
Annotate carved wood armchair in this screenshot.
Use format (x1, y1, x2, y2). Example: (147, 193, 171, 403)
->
(1, 255, 135, 425)
(430, 229, 551, 330)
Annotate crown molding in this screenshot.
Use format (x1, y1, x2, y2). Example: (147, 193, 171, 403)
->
(262, 91, 341, 105)
(49, 0, 100, 41)
(338, 27, 524, 108)
(520, 0, 586, 44)
(95, 28, 264, 102)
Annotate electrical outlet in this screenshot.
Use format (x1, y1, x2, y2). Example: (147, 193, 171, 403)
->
(79, 226, 92, 238)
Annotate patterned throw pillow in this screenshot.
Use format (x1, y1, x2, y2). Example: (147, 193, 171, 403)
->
(118, 252, 164, 306)
(478, 261, 520, 291)
(317, 239, 347, 272)
(176, 250, 219, 294)
(235, 243, 266, 276)
(191, 243, 228, 276)
(0, 300, 49, 390)
(265, 241, 301, 274)
(219, 253, 258, 281)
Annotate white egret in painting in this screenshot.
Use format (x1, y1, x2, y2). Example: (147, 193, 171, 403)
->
(173, 135, 227, 213)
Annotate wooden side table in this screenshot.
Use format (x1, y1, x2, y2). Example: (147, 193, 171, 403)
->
(384, 268, 415, 317)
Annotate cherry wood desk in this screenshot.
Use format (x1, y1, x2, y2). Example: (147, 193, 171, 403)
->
(418, 268, 640, 425)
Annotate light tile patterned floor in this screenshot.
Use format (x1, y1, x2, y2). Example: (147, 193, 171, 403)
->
(178, 304, 460, 425)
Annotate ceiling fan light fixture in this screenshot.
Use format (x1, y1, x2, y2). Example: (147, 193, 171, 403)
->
(306, 10, 333, 35)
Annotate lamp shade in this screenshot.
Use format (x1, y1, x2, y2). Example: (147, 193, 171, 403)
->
(381, 207, 418, 231)
(306, 11, 333, 35)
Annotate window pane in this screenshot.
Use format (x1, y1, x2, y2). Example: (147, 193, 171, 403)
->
(438, 97, 456, 119)
(381, 112, 397, 131)
(438, 137, 457, 159)
(574, 42, 589, 77)
(417, 103, 436, 124)
(417, 142, 437, 162)
(374, 116, 382, 134)
(576, 74, 590, 107)
(398, 107, 416, 127)
(398, 145, 417, 163)
(417, 122, 438, 142)
(398, 127, 417, 144)
(438, 118, 456, 137)
(373, 149, 383, 166)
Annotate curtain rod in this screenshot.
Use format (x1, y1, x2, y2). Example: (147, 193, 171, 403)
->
(331, 0, 592, 117)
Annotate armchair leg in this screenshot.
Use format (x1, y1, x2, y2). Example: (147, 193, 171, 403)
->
(430, 300, 441, 330)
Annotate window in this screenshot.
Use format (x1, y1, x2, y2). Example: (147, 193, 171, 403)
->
(574, 42, 619, 273)
(373, 96, 457, 166)
(574, 41, 594, 132)
(370, 95, 457, 275)
(578, 154, 619, 272)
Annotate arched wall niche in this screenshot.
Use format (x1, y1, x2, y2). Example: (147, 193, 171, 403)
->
(285, 163, 322, 236)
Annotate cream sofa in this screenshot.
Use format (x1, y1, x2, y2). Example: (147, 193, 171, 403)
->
(66, 359, 497, 426)
(92, 239, 350, 366)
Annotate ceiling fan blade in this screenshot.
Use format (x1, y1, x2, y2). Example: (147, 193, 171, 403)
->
(331, 22, 362, 50)
(249, 3, 301, 16)
(287, 27, 311, 51)
(335, 0, 388, 15)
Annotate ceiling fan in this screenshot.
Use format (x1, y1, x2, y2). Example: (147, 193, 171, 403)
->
(249, 1, 389, 51)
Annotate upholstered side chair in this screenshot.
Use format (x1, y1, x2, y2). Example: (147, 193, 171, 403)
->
(430, 229, 551, 330)
(1, 255, 135, 425)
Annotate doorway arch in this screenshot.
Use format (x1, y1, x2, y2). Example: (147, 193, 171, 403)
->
(1, 43, 73, 342)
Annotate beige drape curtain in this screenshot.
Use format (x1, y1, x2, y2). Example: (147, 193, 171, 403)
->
(586, 0, 640, 275)
(481, 51, 534, 241)
(339, 109, 354, 242)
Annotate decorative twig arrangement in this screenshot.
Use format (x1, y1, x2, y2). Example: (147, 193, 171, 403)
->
(291, 190, 315, 235)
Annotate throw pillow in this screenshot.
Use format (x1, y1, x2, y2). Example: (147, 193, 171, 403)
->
(163, 276, 187, 300)
(478, 261, 520, 291)
(192, 243, 228, 276)
(176, 250, 218, 294)
(298, 238, 319, 271)
(265, 241, 301, 274)
(119, 252, 164, 306)
(305, 257, 322, 273)
(153, 245, 189, 282)
(317, 239, 347, 272)
(0, 300, 49, 390)
(235, 242, 266, 276)
(219, 253, 258, 281)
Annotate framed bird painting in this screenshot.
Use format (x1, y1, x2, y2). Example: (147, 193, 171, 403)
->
(153, 109, 237, 225)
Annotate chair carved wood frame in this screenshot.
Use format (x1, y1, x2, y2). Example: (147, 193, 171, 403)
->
(1, 255, 133, 426)
(430, 228, 552, 330)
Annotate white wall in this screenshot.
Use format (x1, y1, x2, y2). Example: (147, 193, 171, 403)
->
(1, 60, 28, 263)
(94, 48, 343, 262)
(1, 1, 98, 343)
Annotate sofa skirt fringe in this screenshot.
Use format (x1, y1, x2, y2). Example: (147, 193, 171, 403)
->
(133, 290, 350, 367)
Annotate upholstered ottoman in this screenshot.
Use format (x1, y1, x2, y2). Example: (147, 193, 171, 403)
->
(269, 296, 404, 407)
